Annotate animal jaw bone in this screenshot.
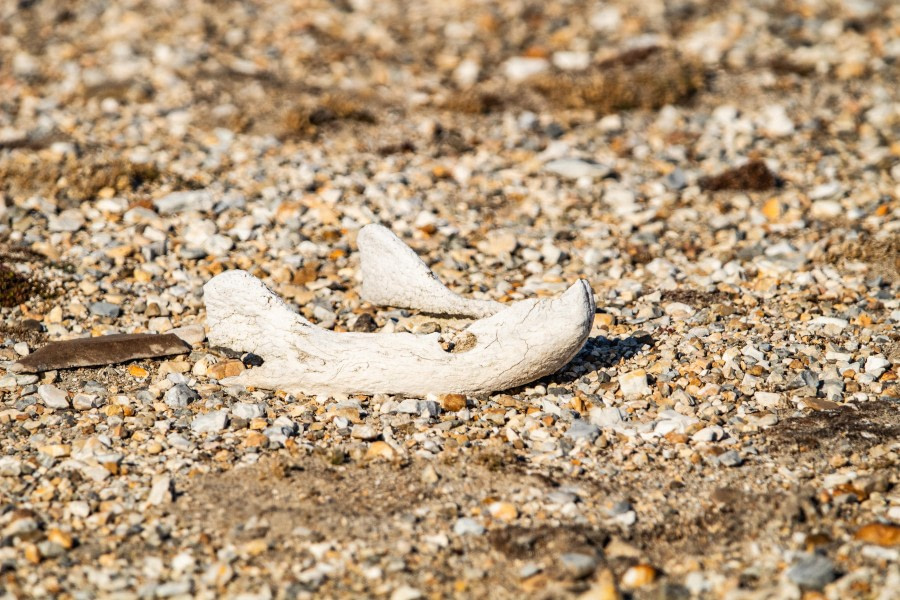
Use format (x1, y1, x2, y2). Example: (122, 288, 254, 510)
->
(203, 270, 595, 396)
(357, 224, 503, 318)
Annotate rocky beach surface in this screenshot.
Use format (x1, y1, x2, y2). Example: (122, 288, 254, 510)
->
(1, 0, 899, 598)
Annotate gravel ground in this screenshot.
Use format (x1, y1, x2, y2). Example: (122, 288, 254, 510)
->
(1, 0, 899, 598)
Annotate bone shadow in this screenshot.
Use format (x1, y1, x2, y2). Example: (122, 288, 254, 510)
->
(537, 332, 657, 388)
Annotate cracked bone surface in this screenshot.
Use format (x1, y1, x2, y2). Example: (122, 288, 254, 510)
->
(203, 269, 595, 396)
(357, 224, 503, 318)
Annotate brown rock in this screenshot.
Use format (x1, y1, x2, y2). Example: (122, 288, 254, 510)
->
(805, 398, 842, 411)
(207, 359, 245, 380)
(620, 564, 657, 589)
(855, 523, 900, 547)
(10, 333, 190, 373)
(440, 394, 467, 412)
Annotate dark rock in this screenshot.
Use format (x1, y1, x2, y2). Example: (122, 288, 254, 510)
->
(10, 334, 190, 373)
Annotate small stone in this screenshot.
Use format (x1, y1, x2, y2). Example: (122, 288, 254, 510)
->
(72, 393, 99, 410)
(88, 301, 121, 319)
(148, 475, 172, 505)
(165, 384, 199, 408)
(241, 353, 264, 367)
(482, 230, 518, 256)
(440, 394, 467, 412)
(170, 324, 206, 346)
(566, 420, 600, 442)
(232, 402, 266, 420)
(717, 450, 743, 467)
(855, 523, 900, 547)
(207, 359, 245, 380)
(191, 410, 229, 433)
(786, 553, 835, 589)
(13, 342, 29, 356)
(865, 356, 891, 378)
(761, 197, 782, 220)
(243, 432, 268, 447)
(366, 441, 396, 460)
(48, 208, 85, 232)
(621, 564, 657, 589)
(619, 370, 650, 398)
(38, 444, 70, 458)
(488, 501, 518, 521)
(544, 158, 609, 179)
(128, 365, 149, 378)
(390, 585, 423, 600)
(0, 457, 23, 477)
(420, 464, 440, 484)
(46, 528, 73, 550)
(692, 426, 725, 442)
(154, 189, 213, 214)
(397, 398, 420, 414)
(664, 303, 695, 319)
(754, 391, 781, 408)
(503, 56, 549, 81)
(351, 424, 378, 441)
(453, 518, 485, 536)
(38, 385, 69, 409)
(559, 553, 597, 579)
(811, 200, 843, 219)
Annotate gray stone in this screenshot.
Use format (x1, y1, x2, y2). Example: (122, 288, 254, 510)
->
(166, 384, 199, 408)
(191, 410, 229, 433)
(565, 420, 600, 442)
(418, 400, 440, 418)
(787, 553, 836, 589)
(88, 301, 121, 318)
(38, 384, 69, 409)
(231, 402, 266, 420)
(559, 553, 597, 579)
(154, 189, 213, 215)
(453, 518, 485, 536)
(717, 450, 743, 467)
(397, 399, 420, 414)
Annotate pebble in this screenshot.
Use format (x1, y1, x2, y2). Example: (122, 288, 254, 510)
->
(37, 385, 69, 409)
(618, 370, 650, 398)
(503, 56, 549, 81)
(544, 159, 609, 179)
(88, 302, 121, 318)
(786, 553, 836, 589)
(351, 424, 378, 441)
(165, 384, 199, 408)
(855, 523, 900, 547)
(191, 410, 229, 433)
(453, 518, 485, 536)
(864, 356, 890, 377)
(620, 564, 657, 589)
(148, 475, 173, 505)
(566, 420, 600, 442)
(365, 441, 396, 460)
(717, 450, 743, 467)
(232, 402, 266, 420)
(692, 426, 726, 442)
(559, 553, 597, 579)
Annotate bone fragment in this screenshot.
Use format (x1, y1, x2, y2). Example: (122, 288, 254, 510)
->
(203, 270, 594, 396)
(357, 224, 503, 318)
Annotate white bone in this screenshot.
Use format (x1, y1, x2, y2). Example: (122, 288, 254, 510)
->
(357, 224, 503, 318)
(203, 271, 595, 396)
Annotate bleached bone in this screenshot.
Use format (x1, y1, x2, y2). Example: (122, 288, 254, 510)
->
(357, 224, 503, 318)
(203, 271, 594, 395)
